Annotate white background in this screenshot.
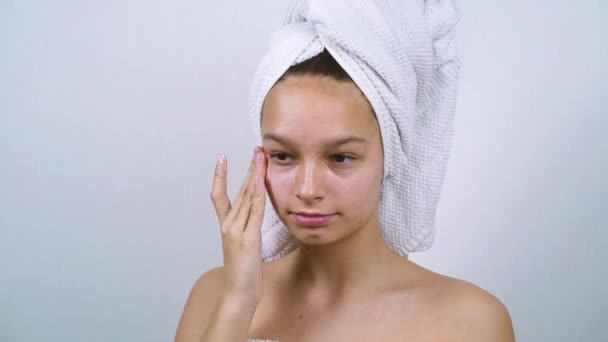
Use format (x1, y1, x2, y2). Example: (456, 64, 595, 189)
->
(1, 1, 606, 341)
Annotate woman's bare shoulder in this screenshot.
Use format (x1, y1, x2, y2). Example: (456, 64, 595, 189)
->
(185, 266, 225, 308)
(409, 263, 515, 341)
(193, 266, 225, 289)
(175, 266, 225, 342)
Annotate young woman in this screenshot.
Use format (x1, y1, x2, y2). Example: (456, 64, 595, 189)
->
(174, 49, 515, 341)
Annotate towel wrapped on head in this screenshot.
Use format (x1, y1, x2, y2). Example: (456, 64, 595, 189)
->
(249, 0, 461, 261)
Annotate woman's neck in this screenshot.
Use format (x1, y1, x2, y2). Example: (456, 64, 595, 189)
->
(284, 219, 404, 302)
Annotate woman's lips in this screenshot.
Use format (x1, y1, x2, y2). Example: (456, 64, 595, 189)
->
(292, 213, 335, 227)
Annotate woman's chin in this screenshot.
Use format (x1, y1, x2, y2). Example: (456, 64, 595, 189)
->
(289, 226, 339, 245)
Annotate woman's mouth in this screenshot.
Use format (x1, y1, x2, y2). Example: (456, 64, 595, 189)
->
(292, 212, 335, 228)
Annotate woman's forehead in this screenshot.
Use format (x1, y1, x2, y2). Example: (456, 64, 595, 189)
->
(261, 75, 378, 136)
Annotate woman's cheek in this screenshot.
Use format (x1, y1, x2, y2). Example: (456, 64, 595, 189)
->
(264, 165, 292, 197)
(343, 174, 378, 207)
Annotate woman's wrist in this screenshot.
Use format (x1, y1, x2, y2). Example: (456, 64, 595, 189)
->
(219, 290, 260, 316)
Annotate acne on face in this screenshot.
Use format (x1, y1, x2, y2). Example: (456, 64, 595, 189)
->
(260, 74, 384, 242)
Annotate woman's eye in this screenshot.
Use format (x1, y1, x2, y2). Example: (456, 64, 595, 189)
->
(331, 154, 354, 164)
(269, 152, 293, 162)
(268, 152, 354, 165)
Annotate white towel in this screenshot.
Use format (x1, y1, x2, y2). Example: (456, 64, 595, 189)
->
(249, 0, 461, 261)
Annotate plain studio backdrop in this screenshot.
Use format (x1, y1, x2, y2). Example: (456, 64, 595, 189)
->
(1, 1, 606, 341)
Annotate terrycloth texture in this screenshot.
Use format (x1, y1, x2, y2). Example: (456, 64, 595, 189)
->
(249, 0, 461, 261)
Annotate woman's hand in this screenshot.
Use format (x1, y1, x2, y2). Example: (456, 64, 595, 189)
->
(210, 146, 267, 305)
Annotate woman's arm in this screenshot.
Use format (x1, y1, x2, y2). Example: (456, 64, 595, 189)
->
(175, 148, 268, 342)
(174, 267, 259, 342)
(201, 289, 259, 342)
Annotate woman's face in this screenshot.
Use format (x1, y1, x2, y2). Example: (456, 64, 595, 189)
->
(261, 74, 384, 245)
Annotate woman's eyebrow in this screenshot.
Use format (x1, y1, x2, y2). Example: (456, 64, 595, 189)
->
(263, 133, 368, 147)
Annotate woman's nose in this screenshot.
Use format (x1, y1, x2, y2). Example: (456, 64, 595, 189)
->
(294, 161, 324, 203)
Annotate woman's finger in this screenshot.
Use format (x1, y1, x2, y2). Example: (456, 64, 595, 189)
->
(210, 154, 231, 224)
(223, 148, 258, 226)
(231, 151, 262, 233)
(245, 150, 267, 233)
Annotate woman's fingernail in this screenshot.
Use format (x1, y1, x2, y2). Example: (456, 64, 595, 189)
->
(215, 153, 226, 169)
(215, 154, 226, 174)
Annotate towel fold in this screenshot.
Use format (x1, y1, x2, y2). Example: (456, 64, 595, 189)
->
(249, 0, 461, 261)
